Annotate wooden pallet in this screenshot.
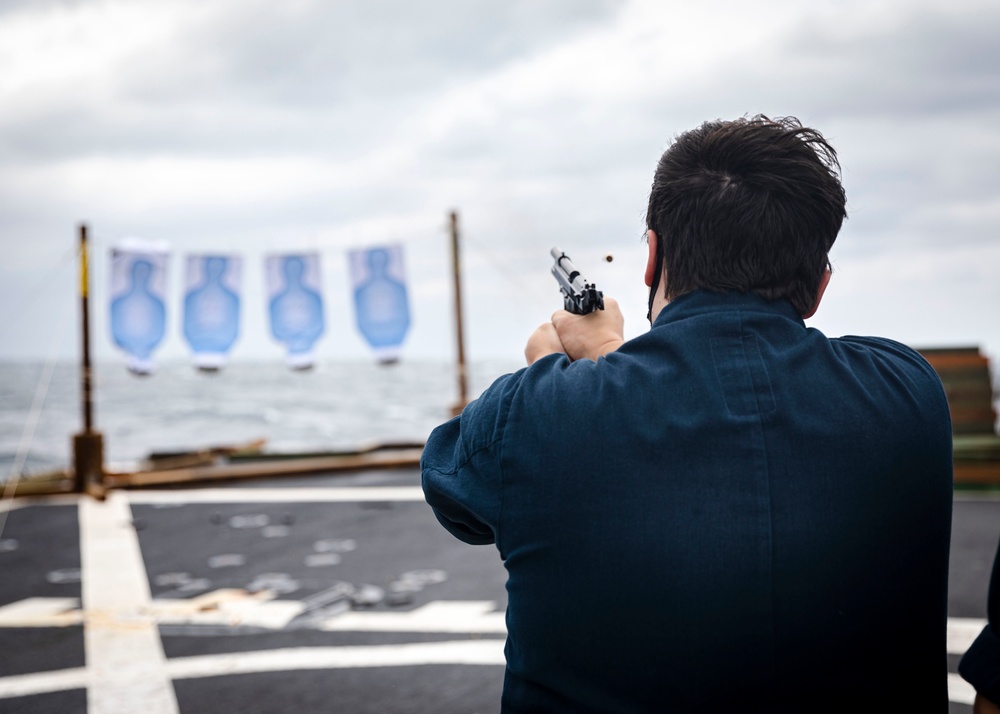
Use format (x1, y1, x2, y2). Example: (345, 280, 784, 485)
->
(918, 346, 1000, 485)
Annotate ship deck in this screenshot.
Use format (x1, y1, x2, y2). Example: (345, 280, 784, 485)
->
(0, 467, 997, 713)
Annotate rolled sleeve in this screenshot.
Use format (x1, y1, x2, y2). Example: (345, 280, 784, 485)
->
(421, 415, 501, 545)
(420, 370, 523, 548)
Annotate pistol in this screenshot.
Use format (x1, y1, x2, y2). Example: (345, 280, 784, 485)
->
(550, 247, 604, 315)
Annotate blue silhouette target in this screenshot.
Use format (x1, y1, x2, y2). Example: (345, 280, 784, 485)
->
(109, 246, 169, 375)
(349, 245, 411, 363)
(183, 255, 241, 371)
(266, 253, 325, 369)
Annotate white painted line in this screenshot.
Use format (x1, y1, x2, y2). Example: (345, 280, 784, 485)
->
(126, 486, 426, 504)
(948, 673, 976, 705)
(947, 617, 988, 654)
(0, 641, 505, 700)
(79, 491, 179, 714)
(0, 639, 981, 705)
(166, 640, 507, 681)
(0, 597, 82, 627)
(0, 596, 502, 635)
(152, 590, 305, 630)
(4, 488, 974, 509)
(3, 485, 428, 511)
(321, 600, 507, 634)
(0, 667, 88, 699)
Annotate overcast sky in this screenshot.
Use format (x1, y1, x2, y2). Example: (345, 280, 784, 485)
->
(1, 0, 998, 369)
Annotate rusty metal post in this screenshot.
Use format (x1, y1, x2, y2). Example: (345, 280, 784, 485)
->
(449, 211, 469, 417)
(73, 224, 105, 496)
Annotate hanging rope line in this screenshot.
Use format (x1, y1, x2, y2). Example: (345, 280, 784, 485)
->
(0, 247, 76, 333)
(0, 305, 71, 538)
(461, 229, 551, 310)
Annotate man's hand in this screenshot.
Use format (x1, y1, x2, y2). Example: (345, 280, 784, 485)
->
(524, 322, 565, 365)
(975, 694, 1000, 714)
(551, 296, 624, 362)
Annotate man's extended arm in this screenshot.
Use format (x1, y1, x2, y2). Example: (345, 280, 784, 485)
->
(420, 375, 515, 546)
(961, 536, 1000, 711)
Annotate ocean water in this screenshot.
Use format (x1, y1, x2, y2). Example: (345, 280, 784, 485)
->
(0, 359, 521, 479)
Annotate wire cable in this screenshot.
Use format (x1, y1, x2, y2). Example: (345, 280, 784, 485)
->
(0, 243, 77, 537)
(461, 228, 551, 309)
(0, 332, 68, 537)
(0, 246, 77, 333)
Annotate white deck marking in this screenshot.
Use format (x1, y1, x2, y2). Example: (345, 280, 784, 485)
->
(2, 485, 993, 707)
(0, 619, 988, 703)
(320, 600, 507, 634)
(0, 597, 82, 627)
(0, 667, 89, 699)
(151, 590, 305, 630)
(0, 641, 981, 705)
(0, 641, 505, 699)
(4, 489, 994, 513)
(166, 640, 506, 680)
(79, 491, 179, 713)
(948, 673, 977, 705)
(947, 616, 989, 654)
(0, 596, 502, 634)
(126, 486, 426, 504)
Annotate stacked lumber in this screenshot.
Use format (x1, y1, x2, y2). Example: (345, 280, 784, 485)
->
(103, 440, 425, 489)
(918, 346, 1000, 486)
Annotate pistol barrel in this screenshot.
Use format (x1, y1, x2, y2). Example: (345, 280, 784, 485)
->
(550, 246, 604, 315)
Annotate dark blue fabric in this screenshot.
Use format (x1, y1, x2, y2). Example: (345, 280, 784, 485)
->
(959, 534, 1000, 705)
(421, 290, 954, 713)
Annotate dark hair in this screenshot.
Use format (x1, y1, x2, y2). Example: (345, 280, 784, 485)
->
(645, 115, 847, 315)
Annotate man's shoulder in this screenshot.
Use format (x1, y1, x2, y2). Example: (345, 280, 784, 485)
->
(826, 334, 950, 414)
(832, 334, 920, 354)
(830, 335, 940, 378)
(477, 353, 616, 425)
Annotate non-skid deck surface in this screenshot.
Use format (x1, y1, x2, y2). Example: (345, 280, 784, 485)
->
(0, 468, 996, 713)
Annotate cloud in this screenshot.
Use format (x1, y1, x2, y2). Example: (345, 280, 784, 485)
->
(181, 0, 623, 104)
(780, 3, 1000, 118)
(0, 0, 997, 365)
(0, 0, 623, 161)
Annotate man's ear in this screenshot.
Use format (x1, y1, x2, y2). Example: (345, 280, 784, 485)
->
(802, 268, 832, 319)
(644, 230, 659, 287)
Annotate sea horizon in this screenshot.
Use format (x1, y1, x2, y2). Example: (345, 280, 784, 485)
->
(1, 358, 522, 482)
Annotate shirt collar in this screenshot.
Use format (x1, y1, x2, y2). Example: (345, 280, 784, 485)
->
(652, 289, 803, 328)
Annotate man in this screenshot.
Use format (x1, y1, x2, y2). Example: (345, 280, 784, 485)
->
(421, 116, 954, 712)
(961, 535, 1000, 713)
